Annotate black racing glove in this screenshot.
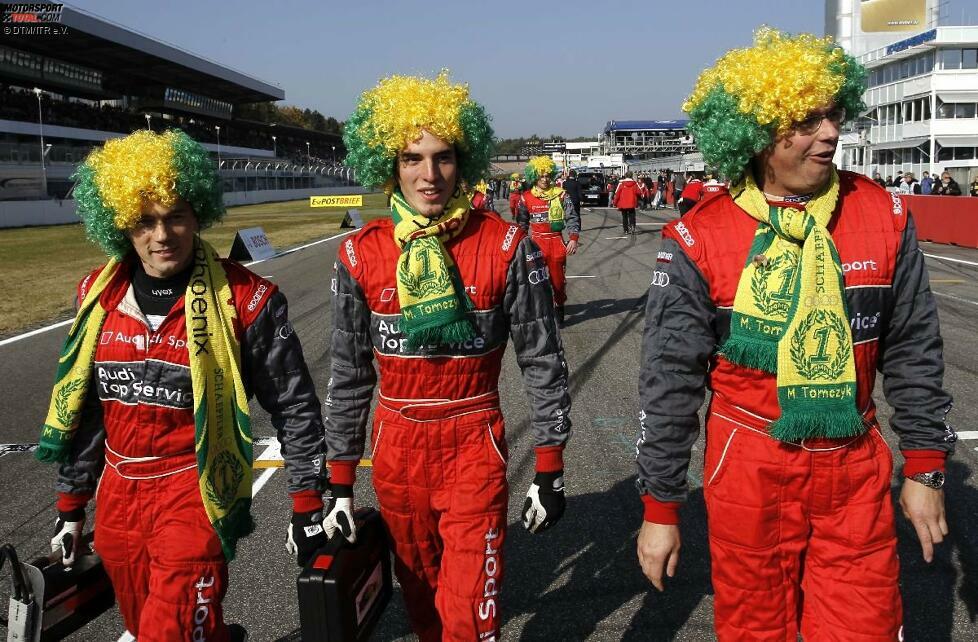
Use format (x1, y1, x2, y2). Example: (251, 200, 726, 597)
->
(522, 471, 566, 533)
(51, 507, 85, 568)
(286, 509, 327, 567)
(323, 484, 356, 544)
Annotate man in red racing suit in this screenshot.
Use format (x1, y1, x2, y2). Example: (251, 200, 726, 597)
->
(635, 30, 955, 641)
(517, 156, 581, 326)
(45, 131, 326, 642)
(327, 73, 572, 642)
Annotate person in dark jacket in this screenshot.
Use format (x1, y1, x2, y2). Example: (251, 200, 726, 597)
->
(563, 169, 583, 217)
(636, 29, 955, 641)
(934, 171, 962, 196)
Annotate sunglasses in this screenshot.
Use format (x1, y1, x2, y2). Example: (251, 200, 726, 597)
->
(793, 106, 847, 136)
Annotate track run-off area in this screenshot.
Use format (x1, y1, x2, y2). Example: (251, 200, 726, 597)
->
(2, 204, 977, 640)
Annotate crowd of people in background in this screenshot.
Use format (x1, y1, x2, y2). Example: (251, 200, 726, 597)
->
(871, 168, 978, 197)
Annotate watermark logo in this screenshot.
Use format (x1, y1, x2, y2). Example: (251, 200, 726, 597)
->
(3, 3, 67, 35)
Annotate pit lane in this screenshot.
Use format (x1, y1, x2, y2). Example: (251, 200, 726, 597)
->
(1, 204, 976, 640)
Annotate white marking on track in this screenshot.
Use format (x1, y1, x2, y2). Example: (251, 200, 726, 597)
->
(252, 468, 277, 496)
(923, 253, 978, 267)
(605, 236, 629, 240)
(956, 431, 978, 440)
(933, 291, 978, 307)
(566, 275, 597, 279)
(0, 229, 358, 347)
(636, 222, 666, 226)
(117, 631, 135, 642)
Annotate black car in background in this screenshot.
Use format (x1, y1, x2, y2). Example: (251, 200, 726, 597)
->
(577, 171, 611, 207)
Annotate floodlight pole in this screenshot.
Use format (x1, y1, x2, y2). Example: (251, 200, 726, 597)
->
(144, 113, 151, 131)
(272, 135, 277, 158)
(34, 88, 48, 199)
(215, 125, 222, 167)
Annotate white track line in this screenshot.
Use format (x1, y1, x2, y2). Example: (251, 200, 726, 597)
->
(956, 431, 978, 440)
(566, 275, 597, 279)
(605, 236, 629, 240)
(252, 468, 277, 496)
(933, 291, 978, 307)
(923, 253, 978, 267)
(0, 229, 358, 348)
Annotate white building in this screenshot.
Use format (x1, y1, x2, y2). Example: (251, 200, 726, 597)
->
(837, 26, 978, 187)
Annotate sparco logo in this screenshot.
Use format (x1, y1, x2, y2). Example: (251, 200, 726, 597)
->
(501, 226, 518, 251)
(674, 222, 695, 247)
(192, 574, 215, 641)
(651, 270, 670, 287)
(478, 528, 501, 632)
(246, 283, 268, 312)
(345, 238, 358, 267)
(190, 246, 211, 356)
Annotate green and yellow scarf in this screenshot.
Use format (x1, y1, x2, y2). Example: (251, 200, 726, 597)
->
(530, 185, 565, 232)
(38, 238, 253, 560)
(721, 170, 863, 441)
(391, 189, 475, 348)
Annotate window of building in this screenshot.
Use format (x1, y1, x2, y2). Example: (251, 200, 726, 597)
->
(937, 100, 954, 118)
(940, 48, 962, 70)
(955, 103, 977, 118)
(955, 147, 975, 160)
(937, 146, 953, 161)
(964, 49, 978, 70)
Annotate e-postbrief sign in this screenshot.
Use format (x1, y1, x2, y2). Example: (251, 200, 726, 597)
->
(310, 195, 364, 208)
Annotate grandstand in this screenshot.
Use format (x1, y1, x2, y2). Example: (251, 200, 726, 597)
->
(0, 4, 350, 214)
(602, 120, 696, 159)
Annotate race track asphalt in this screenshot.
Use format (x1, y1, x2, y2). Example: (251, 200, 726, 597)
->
(1, 203, 976, 641)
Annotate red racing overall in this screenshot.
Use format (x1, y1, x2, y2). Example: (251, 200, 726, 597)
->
(637, 172, 954, 641)
(56, 258, 324, 641)
(325, 209, 571, 641)
(517, 190, 580, 306)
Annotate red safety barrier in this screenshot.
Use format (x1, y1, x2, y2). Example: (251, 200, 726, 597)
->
(902, 194, 978, 249)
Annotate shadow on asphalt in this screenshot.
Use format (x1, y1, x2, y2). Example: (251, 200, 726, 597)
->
(896, 458, 978, 641)
(503, 478, 712, 641)
(563, 296, 647, 328)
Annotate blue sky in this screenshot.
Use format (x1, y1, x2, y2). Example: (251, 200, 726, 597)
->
(68, 0, 975, 138)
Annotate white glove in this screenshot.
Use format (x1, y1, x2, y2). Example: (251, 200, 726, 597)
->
(323, 485, 356, 544)
(51, 509, 85, 568)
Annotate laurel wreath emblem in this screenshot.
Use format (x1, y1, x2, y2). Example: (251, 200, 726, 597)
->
(398, 254, 452, 299)
(205, 451, 245, 511)
(789, 309, 850, 380)
(54, 378, 86, 428)
(750, 252, 797, 318)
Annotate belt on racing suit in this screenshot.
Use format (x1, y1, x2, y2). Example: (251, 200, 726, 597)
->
(378, 391, 500, 422)
(530, 230, 563, 239)
(104, 443, 197, 480)
(710, 392, 879, 452)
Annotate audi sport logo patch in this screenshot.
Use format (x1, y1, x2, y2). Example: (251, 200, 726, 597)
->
(651, 270, 670, 287)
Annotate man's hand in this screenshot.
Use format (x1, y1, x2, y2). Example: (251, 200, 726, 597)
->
(522, 471, 566, 533)
(900, 479, 948, 563)
(323, 484, 356, 544)
(51, 508, 85, 569)
(565, 239, 579, 255)
(637, 521, 681, 591)
(285, 509, 327, 566)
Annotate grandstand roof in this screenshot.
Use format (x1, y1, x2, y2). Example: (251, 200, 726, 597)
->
(12, 6, 283, 104)
(604, 120, 690, 133)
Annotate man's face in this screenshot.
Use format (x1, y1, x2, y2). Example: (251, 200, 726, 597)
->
(395, 130, 458, 217)
(757, 103, 844, 195)
(128, 198, 199, 278)
(536, 174, 552, 190)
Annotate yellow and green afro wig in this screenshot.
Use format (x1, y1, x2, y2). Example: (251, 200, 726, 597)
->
(72, 129, 223, 258)
(523, 156, 558, 183)
(343, 70, 494, 192)
(683, 27, 866, 181)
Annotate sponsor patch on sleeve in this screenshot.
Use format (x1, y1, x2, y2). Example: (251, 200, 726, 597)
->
(344, 238, 358, 267)
(890, 192, 904, 216)
(674, 221, 695, 247)
(656, 251, 673, 264)
(502, 225, 518, 252)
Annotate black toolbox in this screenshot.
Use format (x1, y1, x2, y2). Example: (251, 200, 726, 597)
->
(296, 507, 392, 642)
